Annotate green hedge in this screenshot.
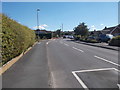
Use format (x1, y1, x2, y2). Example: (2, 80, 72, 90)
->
(2, 14, 36, 65)
(109, 36, 120, 47)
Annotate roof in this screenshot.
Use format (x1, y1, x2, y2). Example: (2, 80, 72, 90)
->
(102, 24, 120, 34)
(34, 29, 52, 34)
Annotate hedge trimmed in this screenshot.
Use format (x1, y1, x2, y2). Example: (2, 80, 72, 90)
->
(2, 14, 36, 65)
(109, 36, 120, 47)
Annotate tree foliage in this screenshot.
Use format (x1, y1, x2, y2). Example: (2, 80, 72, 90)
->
(52, 29, 61, 37)
(74, 22, 89, 36)
(2, 14, 36, 65)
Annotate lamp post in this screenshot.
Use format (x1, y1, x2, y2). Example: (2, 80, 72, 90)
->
(61, 23, 63, 37)
(37, 9, 40, 30)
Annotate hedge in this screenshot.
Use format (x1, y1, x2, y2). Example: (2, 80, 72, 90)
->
(36, 33, 52, 39)
(109, 36, 120, 47)
(1, 14, 36, 65)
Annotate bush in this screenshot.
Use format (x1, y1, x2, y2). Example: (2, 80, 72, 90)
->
(74, 35, 81, 40)
(87, 39, 98, 43)
(2, 14, 36, 65)
(109, 36, 120, 47)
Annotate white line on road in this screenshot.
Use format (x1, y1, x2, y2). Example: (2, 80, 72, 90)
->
(72, 47, 84, 52)
(64, 43, 69, 46)
(72, 68, 119, 90)
(38, 42, 41, 44)
(117, 84, 120, 89)
(94, 55, 120, 67)
(46, 42, 49, 45)
(46, 41, 51, 45)
(73, 68, 117, 73)
(72, 72, 88, 90)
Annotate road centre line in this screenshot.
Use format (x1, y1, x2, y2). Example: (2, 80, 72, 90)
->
(72, 47, 84, 52)
(64, 43, 69, 46)
(46, 41, 51, 45)
(94, 55, 120, 67)
(72, 68, 119, 90)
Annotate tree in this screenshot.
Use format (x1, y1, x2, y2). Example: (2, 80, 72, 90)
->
(74, 22, 89, 37)
(56, 29, 61, 37)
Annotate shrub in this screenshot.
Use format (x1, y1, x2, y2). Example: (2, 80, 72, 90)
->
(2, 14, 36, 65)
(109, 36, 120, 47)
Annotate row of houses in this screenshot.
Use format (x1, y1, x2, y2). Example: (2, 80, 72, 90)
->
(35, 29, 52, 34)
(34, 29, 52, 39)
(34, 24, 120, 38)
(89, 24, 120, 37)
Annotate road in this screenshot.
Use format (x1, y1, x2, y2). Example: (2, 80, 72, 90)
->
(2, 39, 119, 89)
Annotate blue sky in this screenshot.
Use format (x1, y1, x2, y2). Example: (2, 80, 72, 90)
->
(2, 2, 118, 31)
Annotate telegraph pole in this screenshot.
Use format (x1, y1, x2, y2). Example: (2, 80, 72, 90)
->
(61, 23, 63, 37)
(62, 23, 63, 32)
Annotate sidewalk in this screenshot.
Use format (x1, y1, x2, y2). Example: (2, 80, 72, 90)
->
(74, 41, 119, 51)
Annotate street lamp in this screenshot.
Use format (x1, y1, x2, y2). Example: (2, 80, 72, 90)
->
(37, 9, 40, 30)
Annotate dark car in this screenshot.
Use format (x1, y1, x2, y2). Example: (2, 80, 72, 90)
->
(87, 36, 97, 40)
(97, 34, 113, 43)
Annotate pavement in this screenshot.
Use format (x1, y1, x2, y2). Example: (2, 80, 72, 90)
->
(2, 38, 119, 89)
(73, 40, 119, 51)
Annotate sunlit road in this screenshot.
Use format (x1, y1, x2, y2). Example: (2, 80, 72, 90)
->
(3, 39, 119, 89)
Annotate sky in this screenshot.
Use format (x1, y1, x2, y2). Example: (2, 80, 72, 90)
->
(2, 2, 118, 31)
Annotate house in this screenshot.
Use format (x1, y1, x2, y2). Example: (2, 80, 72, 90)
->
(101, 24, 120, 36)
(34, 29, 52, 39)
(89, 24, 120, 37)
(89, 30, 102, 37)
(35, 29, 52, 35)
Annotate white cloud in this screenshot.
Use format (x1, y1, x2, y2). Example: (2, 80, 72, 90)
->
(33, 24, 48, 29)
(100, 24, 104, 26)
(42, 24, 48, 27)
(91, 25, 96, 31)
(91, 25, 95, 28)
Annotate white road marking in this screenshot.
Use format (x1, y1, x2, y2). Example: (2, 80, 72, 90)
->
(64, 43, 69, 46)
(72, 68, 119, 89)
(72, 47, 84, 52)
(73, 68, 117, 73)
(38, 42, 41, 44)
(46, 41, 51, 45)
(72, 72, 88, 90)
(46, 42, 49, 44)
(117, 84, 120, 89)
(94, 55, 120, 67)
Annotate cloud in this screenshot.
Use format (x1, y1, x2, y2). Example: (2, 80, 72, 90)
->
(42, 24, 48, 27)
(91, 25, 95, 28)
(33, 24, 48, 29)
(100, 24, 104, 26)
(91, 25, 96, 30)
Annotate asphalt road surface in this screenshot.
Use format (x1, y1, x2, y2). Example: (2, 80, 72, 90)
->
(2, 39, 120, 89)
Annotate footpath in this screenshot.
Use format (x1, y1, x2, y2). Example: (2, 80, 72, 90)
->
(74, 40, 119, 51)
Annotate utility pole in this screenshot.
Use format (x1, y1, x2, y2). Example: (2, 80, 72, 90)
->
(62, 23, 63, 37)
(62, 23, 63, 32)
(37, 9, 40, 30)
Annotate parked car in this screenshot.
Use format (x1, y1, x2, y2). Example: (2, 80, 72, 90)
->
(63, 35, 66, 38)
(97, 34, 113, 43)
(68, 35, 74, 39)
(63, 35, 74, 39)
